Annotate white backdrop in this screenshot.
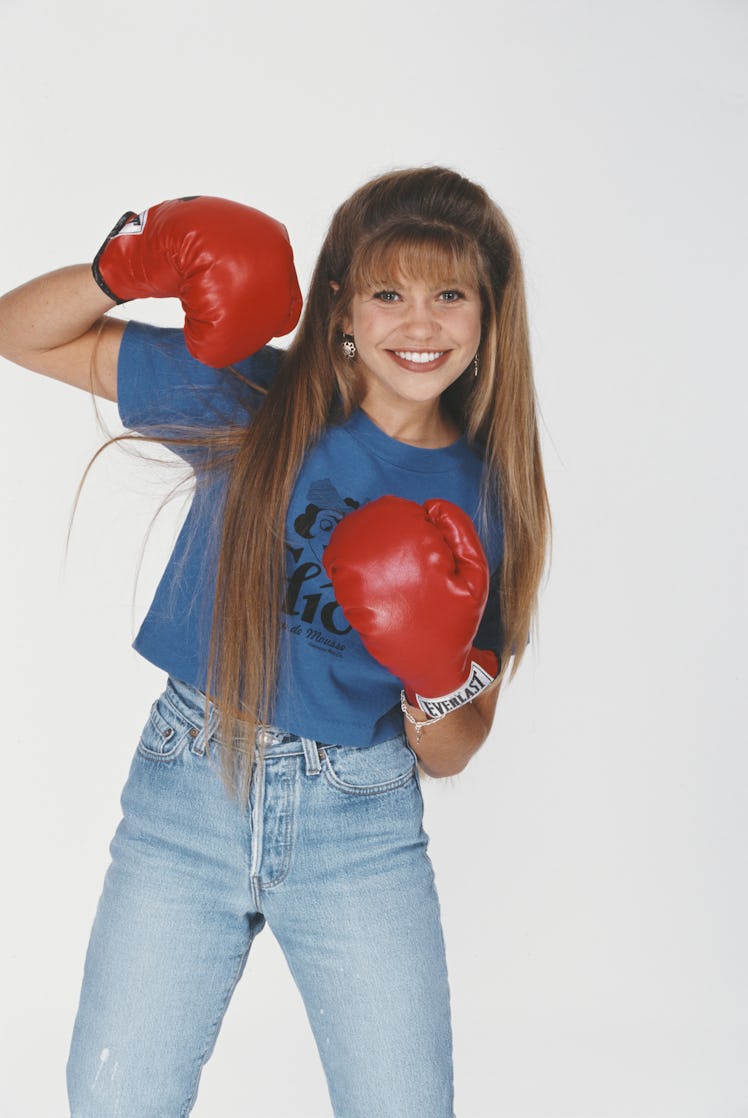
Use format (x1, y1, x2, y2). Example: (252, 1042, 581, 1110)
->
(1, 1, 746, 1115)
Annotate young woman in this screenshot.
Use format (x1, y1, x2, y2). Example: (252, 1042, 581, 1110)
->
(0, 168, 550, 1117)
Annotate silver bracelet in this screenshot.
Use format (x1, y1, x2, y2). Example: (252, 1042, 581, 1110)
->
(400, 690, 451, 746)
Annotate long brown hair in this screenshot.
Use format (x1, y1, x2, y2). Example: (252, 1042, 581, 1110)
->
(88, 167, 550, 798)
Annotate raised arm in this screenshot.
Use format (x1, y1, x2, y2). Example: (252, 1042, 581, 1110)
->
(0, 195, 304, 405)
(0, 265, 123, 400)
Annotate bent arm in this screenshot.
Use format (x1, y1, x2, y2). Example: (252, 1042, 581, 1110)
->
(404, 678, 501, 778)
(0, 264, 125, 401)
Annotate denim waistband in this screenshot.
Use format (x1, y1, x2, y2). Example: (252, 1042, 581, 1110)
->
(164, 675, 308, 757)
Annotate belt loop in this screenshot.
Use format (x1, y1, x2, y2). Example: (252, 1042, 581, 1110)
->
(191, 705, 220, 757)
(207, 708, 220, 754)
(301, 737, 322, 776)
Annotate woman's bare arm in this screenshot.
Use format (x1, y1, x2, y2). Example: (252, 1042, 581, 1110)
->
(0, 264, 125, 401)
(404, 678, 501, 778)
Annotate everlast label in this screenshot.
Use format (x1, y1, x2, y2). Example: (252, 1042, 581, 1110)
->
(415, 661, 494, 719)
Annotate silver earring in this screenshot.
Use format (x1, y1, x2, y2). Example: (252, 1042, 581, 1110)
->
(342, 335, 357, 360)
(473, 353, 479, 378)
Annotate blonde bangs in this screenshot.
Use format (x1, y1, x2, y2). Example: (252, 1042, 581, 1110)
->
(348, 226, 485, 295)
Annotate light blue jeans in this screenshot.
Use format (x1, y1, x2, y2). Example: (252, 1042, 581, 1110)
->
(67, 676, 455, 1117)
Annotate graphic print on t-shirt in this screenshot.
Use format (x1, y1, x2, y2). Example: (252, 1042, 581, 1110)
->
(282, 478, 361, 658)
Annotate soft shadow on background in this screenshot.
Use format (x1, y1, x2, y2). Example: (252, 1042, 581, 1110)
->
(1, 2, 746, 1115)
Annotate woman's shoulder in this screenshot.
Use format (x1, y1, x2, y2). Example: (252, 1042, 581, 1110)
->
(117, 320, 284, 436)
(122, 320, 282, 381)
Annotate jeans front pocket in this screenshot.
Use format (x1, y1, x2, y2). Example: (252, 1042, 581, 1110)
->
(320, 735, 417, 796)
(136, 693, 196, 762)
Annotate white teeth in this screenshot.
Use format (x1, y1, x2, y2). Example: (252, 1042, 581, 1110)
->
(394, 350, 445, 364)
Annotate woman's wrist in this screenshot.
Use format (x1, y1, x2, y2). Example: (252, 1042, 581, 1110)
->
(401, 677, 501, 777)
(400, 691, 444, 746)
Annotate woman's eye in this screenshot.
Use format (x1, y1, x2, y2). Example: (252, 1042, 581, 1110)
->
(373, 290, 400, 302)
(439, 290, 465, 302)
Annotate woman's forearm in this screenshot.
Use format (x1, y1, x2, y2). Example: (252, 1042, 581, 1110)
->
(404, 679, 501, 778)
(0, 265, 122, 397)
(0, 265, 114, 359)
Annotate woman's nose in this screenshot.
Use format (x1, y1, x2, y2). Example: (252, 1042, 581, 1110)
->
(402, 300, 439, 340)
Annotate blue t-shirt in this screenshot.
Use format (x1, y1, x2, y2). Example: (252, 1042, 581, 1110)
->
(117, 321, 504, 746)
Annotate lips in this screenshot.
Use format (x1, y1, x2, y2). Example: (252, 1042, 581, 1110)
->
(388, 349, 449, 372)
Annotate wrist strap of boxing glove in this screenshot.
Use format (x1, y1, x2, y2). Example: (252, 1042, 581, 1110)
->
(408, 658, 496, 721)
(91, 210, 142, 303)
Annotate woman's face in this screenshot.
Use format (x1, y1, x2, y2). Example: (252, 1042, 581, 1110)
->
(345, 274, 482, 422)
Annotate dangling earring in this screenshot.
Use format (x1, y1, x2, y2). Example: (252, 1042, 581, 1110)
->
(473, 353, 479, 378)
(342, 335, 357, 360)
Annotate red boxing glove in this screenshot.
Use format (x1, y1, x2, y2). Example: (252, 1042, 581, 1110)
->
(323, 496, 499, 719)
(92, 196, 303, 367)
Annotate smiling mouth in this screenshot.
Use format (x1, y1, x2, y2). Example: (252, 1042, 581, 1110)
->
(389, 349, 448, 371)
(394, 350, 445, 362)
